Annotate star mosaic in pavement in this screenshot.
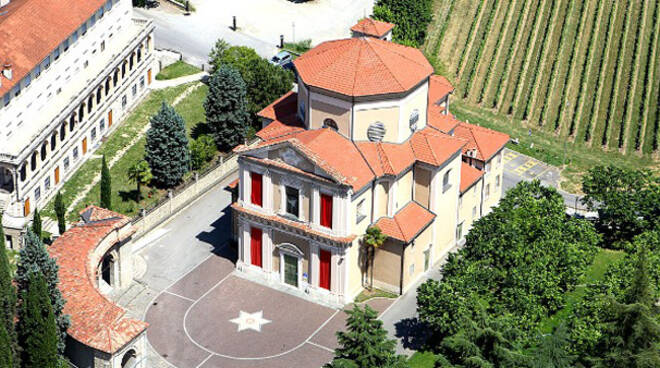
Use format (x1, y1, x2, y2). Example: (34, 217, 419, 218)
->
(229, 310, 271, 332)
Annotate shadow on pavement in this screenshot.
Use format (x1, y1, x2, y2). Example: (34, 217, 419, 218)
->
(395, 317, 431, 351)
(196, 203, 237, 263)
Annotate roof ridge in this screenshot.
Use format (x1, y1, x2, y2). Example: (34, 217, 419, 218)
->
(376, 143, 394, 174)
(367, 39, 407, 91)
(351, 40, 364, 95)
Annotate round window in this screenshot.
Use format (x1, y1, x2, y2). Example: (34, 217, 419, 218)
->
(367, 121, 386, 142)
(409, 109, 420, 131)
(323, 118, 338, 131)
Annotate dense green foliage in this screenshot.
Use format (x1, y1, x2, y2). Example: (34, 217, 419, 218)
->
(425, 0, 660, 156)
(127, 160, 152, 200)
(0, 216, 17, 364)
(145, 102, 190, 188)
(582, 166, 659, 247)
(189, 134, 217, 170)
(100, 155, 112, 210)
(373, 0, 433, 47)
(208, 40, 294, 122)
(326, 305, 408, 368)
(54, 192, 66, 235)
(31, 208, 42, 241)
(17, 272, 59, 368)
(15, 230, 69, 354)
(204, 66, 250, 150)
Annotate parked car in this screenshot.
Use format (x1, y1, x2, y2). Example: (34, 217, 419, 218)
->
(270, 51, 293, 67)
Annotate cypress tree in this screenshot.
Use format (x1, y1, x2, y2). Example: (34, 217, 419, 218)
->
(100, 154, 112, 210)
(17, 272, 59, 368)
(327, 305, 407, 368)
(0, 319, 13, 368)
(54, 191, 66, 235)
(31, 208, 41, 240)
(145, 101, 190, 188)
(0, 215, 17, 363)
(204, 66, 249, 150)
(15, 229, 70, 354)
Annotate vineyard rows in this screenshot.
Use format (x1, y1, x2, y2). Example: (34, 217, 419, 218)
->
(426, 0, 660, 155)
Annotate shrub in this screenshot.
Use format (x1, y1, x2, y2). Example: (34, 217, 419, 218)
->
(190, 135, 217, 170)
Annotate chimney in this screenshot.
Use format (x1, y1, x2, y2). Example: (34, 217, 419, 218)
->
(3, 62, 12, 80)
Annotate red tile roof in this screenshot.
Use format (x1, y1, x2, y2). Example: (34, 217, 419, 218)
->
(294, 37, 433, 97)
(453, 122, 510, 161)
(0, 0, 107, 96)
(374, 201, 435, 243)
(239, 128, 376, 191)
(428, 75, 454, 103)
(356, 127, 465, 177)
(350, 18, 395, 38)
(460, 162, 484, 193)
(427, 111, 461, 133)
(232, 203, 356, 244)
(227, 178, 239, 190)
(49, 206, 147, 354)
(256, 91, 305, 141)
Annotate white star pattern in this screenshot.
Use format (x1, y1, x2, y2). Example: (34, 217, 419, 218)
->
(229, 311, 271, 332)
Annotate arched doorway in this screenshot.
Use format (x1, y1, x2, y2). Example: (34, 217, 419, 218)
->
(121, 349, 137, 368)
(101, 254, 115, 287)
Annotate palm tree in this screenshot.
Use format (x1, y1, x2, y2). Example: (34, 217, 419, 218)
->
(127, 160, 152, 201)
(363, 226, 386, 290)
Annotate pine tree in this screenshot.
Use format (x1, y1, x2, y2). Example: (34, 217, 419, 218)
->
(15, 229, 70, 354)
(591, 245, 660, 367)
(54, 191, 66, 235)
(530, 324, 575, 368)
(145, 101, 190, 188)
(0, 215, 17, 364)
(0, 320, 12, 368)
(326, 305, 407, 368)
(100, 154, 112, 210)
(204, 66, 249, 150)
(17, 272, 59, 368)
(31, 207, 42, 240)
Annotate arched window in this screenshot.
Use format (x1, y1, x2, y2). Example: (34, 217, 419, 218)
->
(129, 53, 134, 70)
(20, 164, 26, 181)
(78, 104, 85, 122)
(113, 69, 119, 85)
(323, 118, 338, 131)
(97, 87, 103, 104)
(31, 152, 37, 171)
(87, 95, 93, 113)
(105, 78, 111, 95)
(101, 254, 115, 286)
(51, 134, 57, 151)
(409, 109, 419, 132)
(122, 62, 126, 78)
(60, 123, 66, 141)
(137, 46, 142, 62)
(442, 169, 451, 193)
(70, 114, 76, 132)
(40, 143, 47, 161)
(121, 349, 137, 368)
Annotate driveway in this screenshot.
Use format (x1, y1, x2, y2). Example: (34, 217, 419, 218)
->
(134, 0, 374, 64)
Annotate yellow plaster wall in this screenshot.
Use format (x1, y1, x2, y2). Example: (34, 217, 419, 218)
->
(353, 106, 400, 142)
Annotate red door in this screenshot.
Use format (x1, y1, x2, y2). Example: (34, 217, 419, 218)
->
(250, 172, 263, 206)
(250, 227, 262, 268)
(320, 193, 333, 228)
(319, 249, 331, 290)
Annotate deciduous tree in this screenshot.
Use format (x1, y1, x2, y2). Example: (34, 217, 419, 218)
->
(145, 102, 190, 188)
(373, 0, 433, 47)
(190, 134, 217, 170)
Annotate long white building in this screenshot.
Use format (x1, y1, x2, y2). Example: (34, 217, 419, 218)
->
(0, 0, 157, 247)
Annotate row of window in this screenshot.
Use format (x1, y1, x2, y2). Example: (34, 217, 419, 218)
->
(250, 172, 334, 229)
(2, 0, 118, 107)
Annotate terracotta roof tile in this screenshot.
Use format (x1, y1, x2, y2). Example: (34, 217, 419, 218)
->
(256, 91, 306, 141)
(294, 37, 433, 97)
(460, 162, 484, 193)
(0, 0, 107, 96)
(232, 203, 356, 244)
(428, 110, 461, 133)
(49, 206, 147, 354)
(350, 18, 395, 38)
(375, 201, 435, 243)
(428, 75, 454, 103)
(356, 127, 465, 177)
(453, 122, 510, 161)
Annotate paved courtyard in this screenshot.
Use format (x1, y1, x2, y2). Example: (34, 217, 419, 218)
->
(135, 0, 374, 64)
(145, 252, 393, 368)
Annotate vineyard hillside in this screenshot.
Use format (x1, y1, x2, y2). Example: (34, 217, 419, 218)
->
(425, 0, 660, 157)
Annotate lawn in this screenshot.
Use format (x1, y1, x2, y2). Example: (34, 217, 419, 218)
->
(538, 248, 625, 332)
(354, 288, 398, 303)
(42, 82, 206, 222)
(408, 351, 437, 368)
(155, 61, 201, 81)
(451, 100, 659, 193)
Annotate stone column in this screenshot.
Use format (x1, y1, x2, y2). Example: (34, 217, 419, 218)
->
(331, 249, 340, 294)
(311, 185, 320, 225)
(240, 221, 250, 265)
(264, 228, 273, 273)
(263, 170, 273, 214)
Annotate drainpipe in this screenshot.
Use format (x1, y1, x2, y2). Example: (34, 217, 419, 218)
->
(399, 242, 406, 295)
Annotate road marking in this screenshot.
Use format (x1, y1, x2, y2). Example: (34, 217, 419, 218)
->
(503, 152, 519, 162)
(195, 353, 213, 368)
(163, 290, 196, 303)
(306, 341, 335, 353)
